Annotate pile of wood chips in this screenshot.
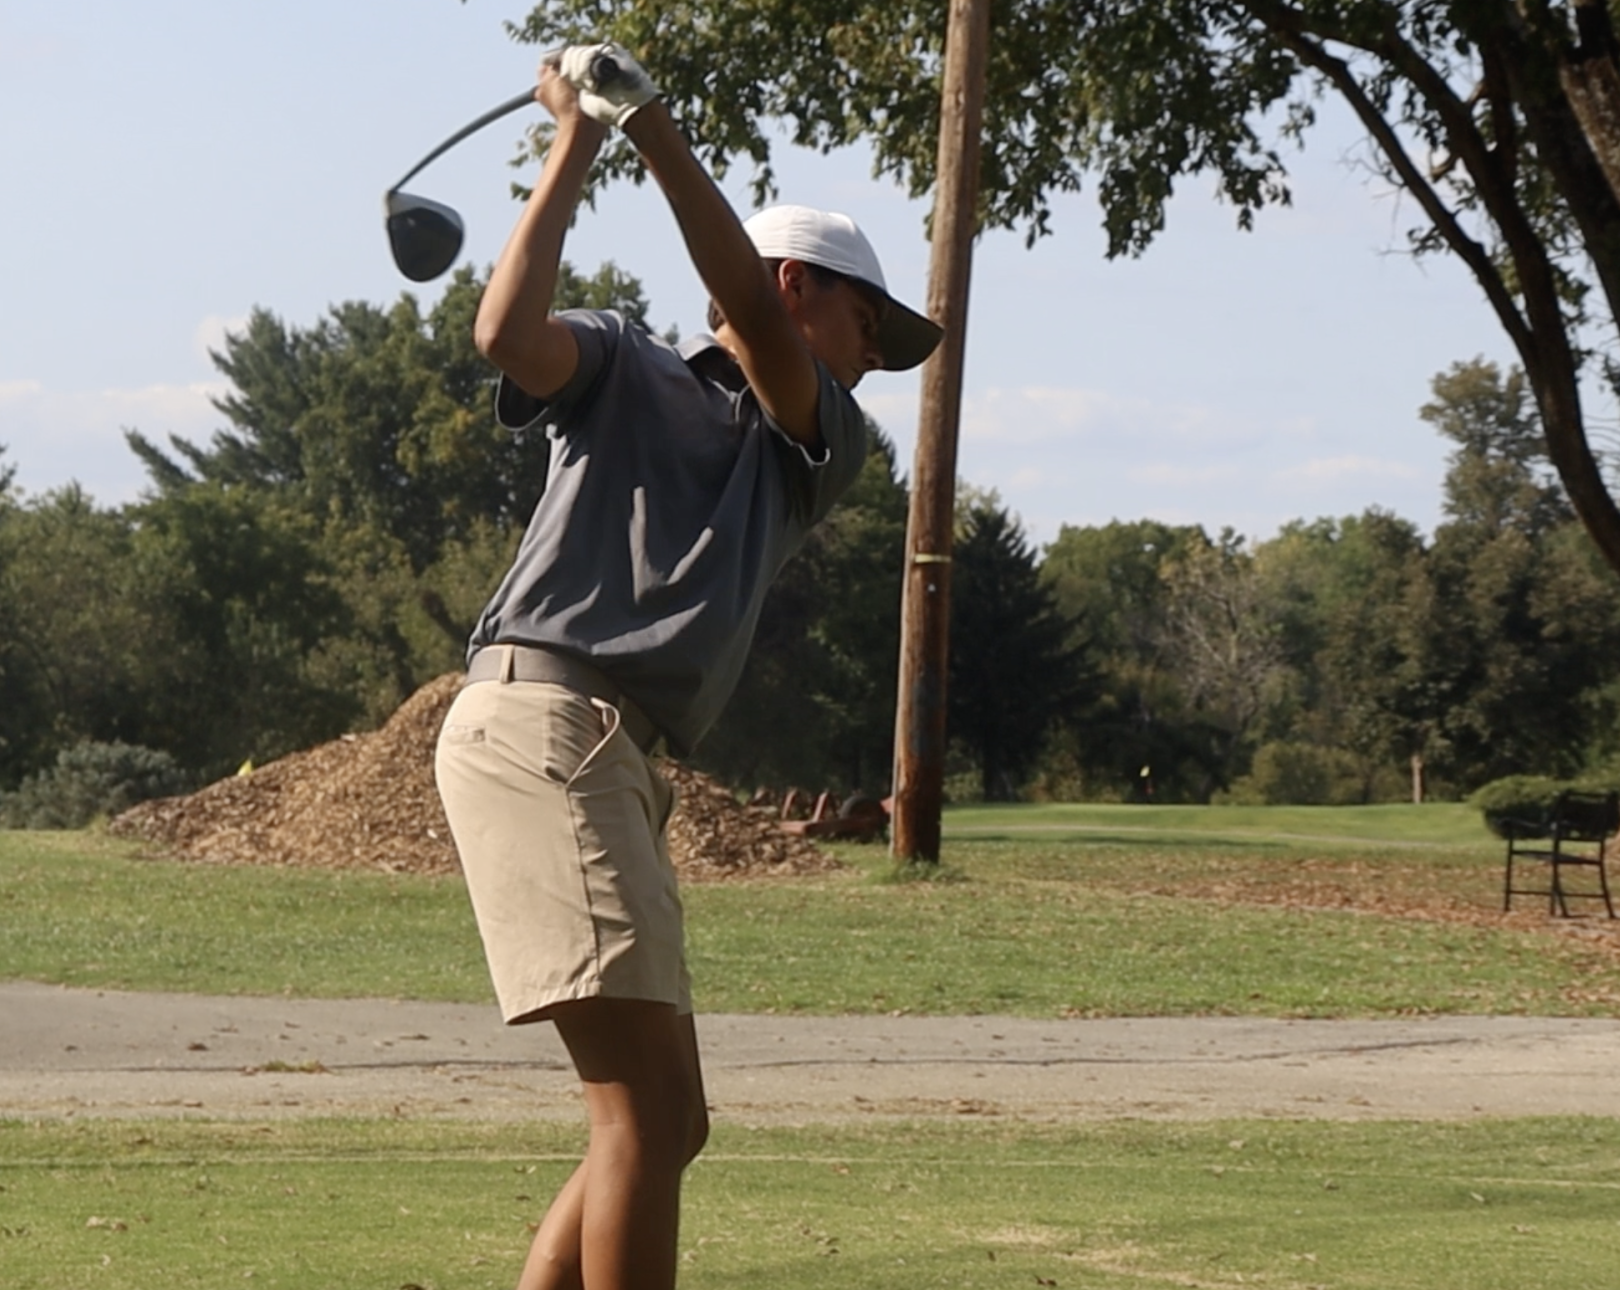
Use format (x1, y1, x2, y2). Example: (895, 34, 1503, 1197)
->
(110, 673, 840, 882)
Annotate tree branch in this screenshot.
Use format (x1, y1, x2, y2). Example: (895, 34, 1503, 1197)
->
(1247, 1, 1620, 577)
(1241, 2, 1536, 358)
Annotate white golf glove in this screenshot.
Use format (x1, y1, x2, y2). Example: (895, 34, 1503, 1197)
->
(558, 43, 658, 128)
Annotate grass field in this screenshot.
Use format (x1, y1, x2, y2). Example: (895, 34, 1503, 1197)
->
(943, 800, 1494, 847)
(2, 1116, 1617, 1290)
(1, 803, 1615, 1017)
(5, 805, 1619, 1289)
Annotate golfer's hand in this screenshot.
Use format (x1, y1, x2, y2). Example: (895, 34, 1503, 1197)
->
(557, 43, 658, 129)
(536, 60, 600, 133)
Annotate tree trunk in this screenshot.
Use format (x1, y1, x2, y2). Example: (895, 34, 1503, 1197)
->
(1491, 11, 1620, 576)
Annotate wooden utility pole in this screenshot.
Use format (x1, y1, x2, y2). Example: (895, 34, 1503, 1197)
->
(890, 0, 992, 861)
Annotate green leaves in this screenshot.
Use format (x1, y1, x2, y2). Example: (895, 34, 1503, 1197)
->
(949, 497, 1093, 800)
(507, 0, 1300, 248)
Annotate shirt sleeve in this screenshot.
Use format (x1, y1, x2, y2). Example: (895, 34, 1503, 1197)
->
(764, 360, 870, 527)
(492, 310, 620, 431)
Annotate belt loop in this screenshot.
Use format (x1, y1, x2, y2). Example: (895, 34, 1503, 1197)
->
(498, 643, 515, 684)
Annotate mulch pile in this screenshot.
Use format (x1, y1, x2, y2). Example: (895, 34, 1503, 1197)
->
(109, 673, 840, 882)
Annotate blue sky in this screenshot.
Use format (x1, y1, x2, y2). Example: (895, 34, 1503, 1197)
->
(2, 0, 1527, 547)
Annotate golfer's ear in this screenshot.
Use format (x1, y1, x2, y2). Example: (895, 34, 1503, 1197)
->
(776, 260, 805, 299)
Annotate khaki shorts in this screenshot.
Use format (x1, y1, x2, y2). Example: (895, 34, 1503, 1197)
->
(434, 678, 687, 1024)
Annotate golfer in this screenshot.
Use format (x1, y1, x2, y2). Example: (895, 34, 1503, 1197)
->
(434, 43, 941, 1290)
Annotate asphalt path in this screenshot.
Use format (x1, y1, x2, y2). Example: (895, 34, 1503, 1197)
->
(5, 983, 1620, 1124)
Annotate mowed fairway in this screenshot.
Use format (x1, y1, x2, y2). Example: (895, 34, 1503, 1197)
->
(2, 1118, 1618, 1290)
(1, 804, 1615, 1018)
(4, 804, 1619, 1289)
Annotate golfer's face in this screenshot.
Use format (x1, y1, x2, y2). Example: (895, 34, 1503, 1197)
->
(799, 275, 885, 390)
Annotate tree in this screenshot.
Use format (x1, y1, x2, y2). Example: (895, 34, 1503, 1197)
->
(0, 482, 359, 785)
(948, 497, 1092, 799)
(1293, 510, 1441, 798)
(693, 424, 909, 793)
(1423, 357, 1571, 536)
(1415, 358, 1620, 786)
(123, 486, 358, 774)
(1155, 528, 1289, 790)
(127, 262, 656, 572)
(508, 0, 1620, 578)
(1038, 519, 1217, 798)
(0, 487, 150, 784)
(118, 261, 665, 721)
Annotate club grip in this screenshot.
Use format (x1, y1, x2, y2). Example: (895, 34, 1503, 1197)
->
(591, 52, 620, 86)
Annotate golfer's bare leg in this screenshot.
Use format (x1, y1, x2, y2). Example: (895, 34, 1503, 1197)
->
(516, 1002, 708, 1290)
(516, 1160, 587, 1290)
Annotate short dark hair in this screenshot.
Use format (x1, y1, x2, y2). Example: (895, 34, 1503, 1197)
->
(707, 258, 843, 333)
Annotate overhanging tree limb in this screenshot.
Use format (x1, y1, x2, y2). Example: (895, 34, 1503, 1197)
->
(1256, 14, 1531, 354)
(1240, 0, 1620, 577)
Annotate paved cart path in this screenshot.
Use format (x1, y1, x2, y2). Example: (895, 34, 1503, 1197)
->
(4, 982, 1619, 1123)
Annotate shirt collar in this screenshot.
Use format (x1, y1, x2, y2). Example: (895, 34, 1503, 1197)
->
(680, 333, 748, 390)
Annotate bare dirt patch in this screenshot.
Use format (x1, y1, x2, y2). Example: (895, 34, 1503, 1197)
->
(109, 674, 839, 882)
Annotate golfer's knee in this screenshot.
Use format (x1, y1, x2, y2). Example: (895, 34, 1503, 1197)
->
(593, 1104, 689, 1175)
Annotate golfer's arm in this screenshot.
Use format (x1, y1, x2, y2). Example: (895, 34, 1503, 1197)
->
(624, 104, 821, 445)
(474, 119, 605, 399)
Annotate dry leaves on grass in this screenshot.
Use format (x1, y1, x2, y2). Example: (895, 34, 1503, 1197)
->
(1140, 858, 1620, 970)
(111, 674, 839, 883)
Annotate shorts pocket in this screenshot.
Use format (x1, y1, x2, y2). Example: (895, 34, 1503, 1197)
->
(536, 692, 619, 789)
(563, 700, 623, 791)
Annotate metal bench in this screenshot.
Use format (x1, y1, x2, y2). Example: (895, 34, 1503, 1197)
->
(1502, 789, 1617, 918)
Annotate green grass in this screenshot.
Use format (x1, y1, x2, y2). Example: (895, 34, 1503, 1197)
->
(4, 819, 1615, 1017)
(0, 831, 488, 1002)
(2, 1116, 1617, 1289)
(689, 865, 1605, 1017)
(943, 800, 1493, 847)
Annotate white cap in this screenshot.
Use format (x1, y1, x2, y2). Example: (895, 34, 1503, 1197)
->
(742, 204, 944, 372)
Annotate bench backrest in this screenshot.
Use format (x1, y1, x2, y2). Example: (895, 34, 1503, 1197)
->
(1553, 790, 1620, 842)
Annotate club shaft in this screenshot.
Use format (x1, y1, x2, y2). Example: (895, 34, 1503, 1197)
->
(387, 89, 535, 195)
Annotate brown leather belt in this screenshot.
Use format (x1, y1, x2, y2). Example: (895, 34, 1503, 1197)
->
(464, 643, 661, 753)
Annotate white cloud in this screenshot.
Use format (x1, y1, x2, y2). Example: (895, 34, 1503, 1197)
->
(949, 383, 1300, 454)
(1271, 455, 1422, 484)
(0, 379, 226, 504)
(855, 390, 918, 433)
(959, 385, 1113, 444)
(1126, 462, 1244, 486)
(856, 376, 1437, 544)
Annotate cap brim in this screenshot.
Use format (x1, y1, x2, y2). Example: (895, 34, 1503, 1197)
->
(877, 298, 944, 372)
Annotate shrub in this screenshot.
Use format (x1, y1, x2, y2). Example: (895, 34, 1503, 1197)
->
(1222, 741, 1368, 806)
(1471, 774, 1620, 839)
(0, 742, 191, 830)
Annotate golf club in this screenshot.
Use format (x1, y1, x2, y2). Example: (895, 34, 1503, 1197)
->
(384, 52, 622, 282)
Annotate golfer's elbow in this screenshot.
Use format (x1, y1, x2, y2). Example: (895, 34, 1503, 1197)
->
(473, 299, 519, 365)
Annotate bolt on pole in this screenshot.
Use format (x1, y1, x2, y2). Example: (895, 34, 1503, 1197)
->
(890, 0, 992, 862)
